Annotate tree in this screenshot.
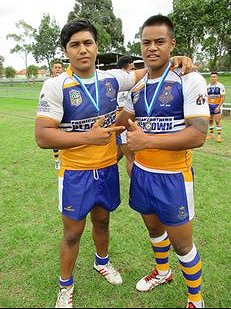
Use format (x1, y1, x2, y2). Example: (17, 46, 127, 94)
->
(6, 20, 35, 71)
(169, 0, 206, 59)
(201, 0, 231, 71)
(170, 0, 231, 71)
(4, 66, 16, 79)
(126, 31, 142, 56)
(68, 0, 125, 53)
(32, 14, 60, 72)
(0, 55, 4, 78)
(27, 65, 39, 81)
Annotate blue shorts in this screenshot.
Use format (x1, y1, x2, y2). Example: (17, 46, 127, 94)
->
(129, 163, 195, 226)
(58, 164, 120, 220)
(209, 104, 220, 114)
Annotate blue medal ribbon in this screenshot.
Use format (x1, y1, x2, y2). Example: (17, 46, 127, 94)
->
(72, 70, 99, 113)
(144, 61, 172, 117)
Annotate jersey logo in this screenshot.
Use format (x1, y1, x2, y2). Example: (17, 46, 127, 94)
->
(177, 206, 188, 220)
(64, 205, 75, 212)
(69, 90, 82, 106)
(38, 94, 50, 112)
(196, 94, 206, 105)
(105, 82, 116, 98)
(159, 85, 173, 105)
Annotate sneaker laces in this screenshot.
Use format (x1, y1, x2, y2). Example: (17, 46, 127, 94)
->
(106, 262, 119, 276)
(57, 287, 72, 306)
(145, 269, 159, 282)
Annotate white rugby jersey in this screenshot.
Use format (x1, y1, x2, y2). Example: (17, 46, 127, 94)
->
(37, 66, 135, 172)
(124, 71, 210, 172)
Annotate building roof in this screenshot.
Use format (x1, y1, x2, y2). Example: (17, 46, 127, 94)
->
(96, 53, 142, 65)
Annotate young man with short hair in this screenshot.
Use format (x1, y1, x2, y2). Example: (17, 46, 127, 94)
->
(206, 71, 225, 142)
(117, 15, 209, 308)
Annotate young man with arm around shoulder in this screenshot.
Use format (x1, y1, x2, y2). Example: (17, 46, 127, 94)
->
(117, 15, 209, 308)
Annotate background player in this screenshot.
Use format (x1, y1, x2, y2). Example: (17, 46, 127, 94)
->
(206, 71, 225, 142)
(116, 55, 135, 176)
(50, 60, 64, 169)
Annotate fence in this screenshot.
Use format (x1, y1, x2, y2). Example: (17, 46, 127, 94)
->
(0, 81, 43, 101)
(221, 103, 231, 115)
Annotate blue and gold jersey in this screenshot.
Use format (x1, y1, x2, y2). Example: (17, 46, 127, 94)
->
(37, 66, 135, 172)
(207, 82, 225, 105)
(125, 71, 210, 172)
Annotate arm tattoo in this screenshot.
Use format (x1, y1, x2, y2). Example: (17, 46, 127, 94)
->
(186, 117, 209, 134)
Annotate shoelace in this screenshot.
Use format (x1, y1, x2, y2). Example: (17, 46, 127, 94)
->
(145, 269, 159, 282)
(107, 263, 119, 276)
(58, 288, 72, 305)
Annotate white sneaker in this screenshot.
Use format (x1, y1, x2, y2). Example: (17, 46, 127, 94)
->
(55, 285, 74, 308)
(136, 268, 173, 292)
(93, 262, 123, 285)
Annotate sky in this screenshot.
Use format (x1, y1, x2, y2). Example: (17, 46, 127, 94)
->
(0, 0, 173, 71)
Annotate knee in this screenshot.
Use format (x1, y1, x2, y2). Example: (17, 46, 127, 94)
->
(92, 218, 109, 231)
(173, 244, 193, 256)
(64, 232, 82, 247)
(148, 228, 166, 238)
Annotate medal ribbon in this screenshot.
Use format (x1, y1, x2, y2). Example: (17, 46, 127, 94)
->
(144, 61, 172, 117)
(73, 70, 99, 113)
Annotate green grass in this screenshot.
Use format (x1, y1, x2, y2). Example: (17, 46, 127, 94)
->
(0, 98, 231, 308)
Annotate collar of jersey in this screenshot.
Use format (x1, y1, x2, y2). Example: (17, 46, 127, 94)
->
(67, 65, 96, 81)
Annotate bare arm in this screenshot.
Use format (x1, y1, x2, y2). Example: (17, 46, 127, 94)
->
(35, 117, 125, 149)
(126, 117, 209, 152)
(217, 95, 225, 109)
(116, 109, 135, 130)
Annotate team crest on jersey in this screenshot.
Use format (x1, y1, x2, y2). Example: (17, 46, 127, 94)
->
(196, 94, 206, 105)
(133, 91, 140, 104)
(105, 82, 116, 98)
(159, 85, 173, 105)
(69, 90, 82, 106)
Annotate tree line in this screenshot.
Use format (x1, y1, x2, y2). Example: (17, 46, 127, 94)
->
(1, 0, 230, 78)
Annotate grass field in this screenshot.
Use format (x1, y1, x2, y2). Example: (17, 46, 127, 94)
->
(0, 88, 231, 308)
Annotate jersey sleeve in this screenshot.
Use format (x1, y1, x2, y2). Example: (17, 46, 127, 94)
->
(124, 91, 135, 113)
(37, 78, 64, 122)
(219, 83, 226, 95)
(182, 72, 210, 119)
(107, 69, 136, 92)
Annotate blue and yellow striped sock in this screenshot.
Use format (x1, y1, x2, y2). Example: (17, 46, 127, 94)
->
(217, 126, 222, 137)
(151, 231, 171, 275)
(177, 244, 203, 305)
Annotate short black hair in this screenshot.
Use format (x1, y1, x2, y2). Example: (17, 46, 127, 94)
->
(116, 56, 133, 69)
(210, 71, 218, 76)
(141, 15, 175, 38)
(61, 19, 98, 49)
(51, 59, 63, 66)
